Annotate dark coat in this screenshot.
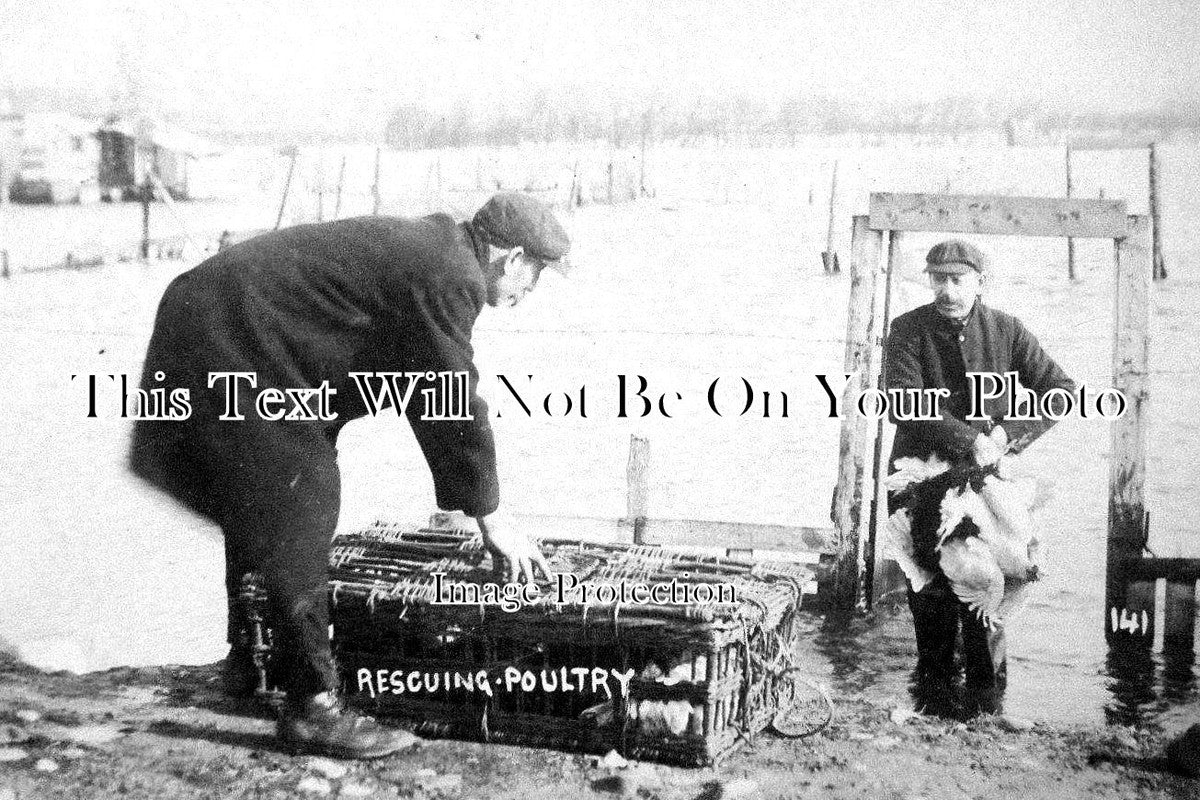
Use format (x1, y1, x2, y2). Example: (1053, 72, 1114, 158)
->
(885, 300, 1076, 467)
(129, 213, 501, 519)
(884, 300, 1075, 572)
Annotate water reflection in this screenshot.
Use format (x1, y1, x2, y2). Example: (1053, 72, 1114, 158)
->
(797, 607, 1200, 729)
(1105, 643, 1197, 729)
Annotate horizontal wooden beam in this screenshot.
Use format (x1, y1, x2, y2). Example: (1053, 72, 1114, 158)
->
(1066, 138, 1154, 152)
(635, 518, 835, 553)
(504, 513, 835, 555)
(1127, 558, 1200, 582)
(869, 192, 1129, 238)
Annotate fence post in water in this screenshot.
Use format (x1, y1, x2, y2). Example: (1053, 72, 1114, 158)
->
(829, 215, 882, 612)
(1164, 576, 1196, 654)
(638, 123, 648, 197)
(607, 160, 614, 205)
(315, 151, 325, 223)
(1105, 215, 1152, 646)
(1066, 147, 1076, 280)
(1149, 143, 1167, 281)
(566, 159, 580, 212)
(275, 147, 297, 230)
(1, 249, 8, 279)
(822, 160, 840, 274)
(371, 147, 382, 215)
(627, 435, 650, 545)
(333, 154, 346, 220)
(140, 177, 152, 260)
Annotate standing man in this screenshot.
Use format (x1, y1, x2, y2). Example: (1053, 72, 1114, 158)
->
(884, 239, 1074, 718)
(130, 193, 567, 758)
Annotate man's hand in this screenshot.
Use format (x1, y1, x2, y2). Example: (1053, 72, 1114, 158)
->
(972, 432, 1004, 467)
(476, 509, 552, 585)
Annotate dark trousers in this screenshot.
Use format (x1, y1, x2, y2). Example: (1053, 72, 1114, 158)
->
(215, 424, 342, 698)
(889, 485, 1007, 716)
(907, 574, 1007, 714)
(132, 418, 341, 697)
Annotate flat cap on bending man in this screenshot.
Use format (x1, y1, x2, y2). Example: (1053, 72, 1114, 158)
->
(129, 192, 569, 758)
(884, 238, 1074, 719)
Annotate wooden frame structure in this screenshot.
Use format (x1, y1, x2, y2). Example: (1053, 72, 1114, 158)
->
(829, 193, 1174, 649)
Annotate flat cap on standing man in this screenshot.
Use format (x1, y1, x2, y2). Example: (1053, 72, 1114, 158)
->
(130, 192, 570, 758)
(884, 238, 1075, 719)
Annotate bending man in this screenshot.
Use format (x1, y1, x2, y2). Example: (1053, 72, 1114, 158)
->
(130, 193, 566, 757)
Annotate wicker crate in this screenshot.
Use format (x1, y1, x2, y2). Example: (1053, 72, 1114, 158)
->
(239, 521, 817, 766)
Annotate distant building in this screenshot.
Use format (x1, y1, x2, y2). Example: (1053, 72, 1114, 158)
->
(2, 112, 101, 203)
(96, 115, 218, 201)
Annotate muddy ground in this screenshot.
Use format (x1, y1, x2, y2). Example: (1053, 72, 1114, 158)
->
(0, 647, 1196, 800)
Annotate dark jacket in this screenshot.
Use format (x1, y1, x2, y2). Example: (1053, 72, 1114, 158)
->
(129, 213, 500, 518)
(885, 300, 1075, 468)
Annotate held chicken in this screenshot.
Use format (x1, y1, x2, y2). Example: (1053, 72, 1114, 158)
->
(886, 456, 1047, 628)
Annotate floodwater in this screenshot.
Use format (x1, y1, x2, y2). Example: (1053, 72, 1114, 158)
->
(1, 142, 1198, 736)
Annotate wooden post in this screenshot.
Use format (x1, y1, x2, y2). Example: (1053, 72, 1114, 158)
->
(1, 250, 9, 279)
(371, 147, 382, 215)
(140, 176, 152, 260)
(1106, 215, 1152, 646)
(435, 155, 443, 208)
(1149, 143, 1167, 281)
(606, 160, 614, 205)
(863, 230, 901, 605)
(1163, 579, 1196, 653)
(627, 435, 650, 545)
(333, 154, 346, 219)
(1066, 147, 1076, 280)
(822, 160, 840, 274)
(569, 160, 581, 211)
(829, 216, 882, 612)
(315, 151, 325, 223)
(639, 122, 648, 197)
(275, 148, 297, 230)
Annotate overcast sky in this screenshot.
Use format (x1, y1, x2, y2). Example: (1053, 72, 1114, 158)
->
(1, 0, 1196, 134)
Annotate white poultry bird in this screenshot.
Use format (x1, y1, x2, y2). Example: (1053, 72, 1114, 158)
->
(938, 535, 1005, 621)
(887, 456, 1047, 628)
(937, 474, 1043, 626)
(884, 507, 934, 594)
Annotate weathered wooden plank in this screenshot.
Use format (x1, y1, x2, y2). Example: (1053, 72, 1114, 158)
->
(1128, 558, 1200, 581)
(1149, 143, 1167, 280)
(869, 192, 1129, 238)
(636, 518, 835, 554)
(1066, 138, 1154, 152)
(506, 514, 835, 557)
(829, 216, 883, 611)
(865, 231, 902, 607)
(1105, 215, 1152, 646)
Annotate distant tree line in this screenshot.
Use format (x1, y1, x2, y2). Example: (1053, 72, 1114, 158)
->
(384, 90, 1200, 149)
